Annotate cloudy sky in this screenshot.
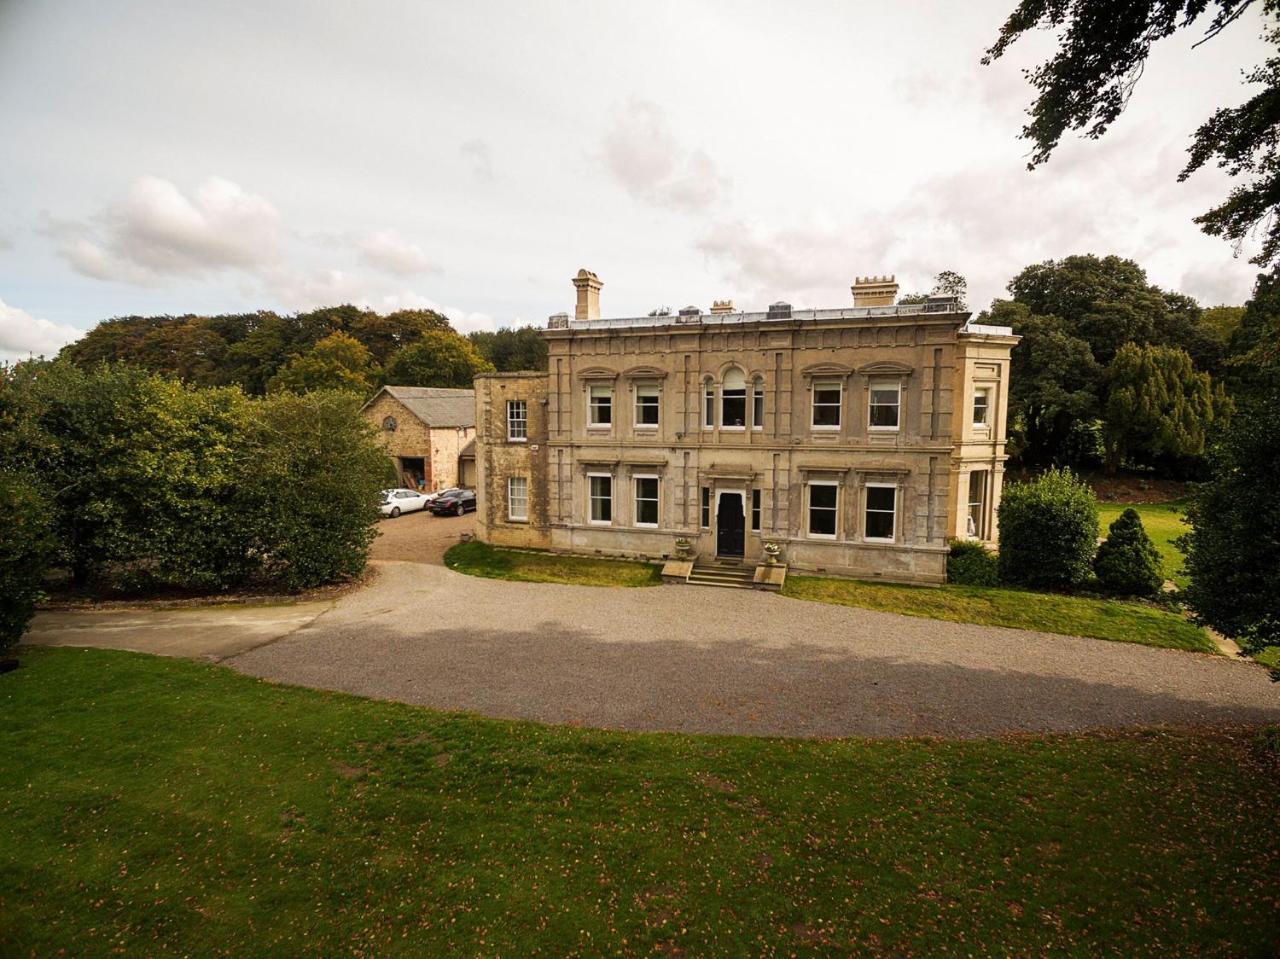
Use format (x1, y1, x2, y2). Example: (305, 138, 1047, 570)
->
(0, 0, 1273, 361)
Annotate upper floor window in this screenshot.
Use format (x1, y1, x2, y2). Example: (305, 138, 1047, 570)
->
(752, 378, 764, 430)
(588, 473, 613, 524)
(634, 475, 659, 527)
(812, 381, 842, 430)
(807, 482, 838, 539)
(703, 381, 715, 429)
(868, 379, 901, 431)
(972, 387, 991, 427)
(507, 476, 528, 521)
(588, 385, 612, 428)
(865, 483, 897, 542)
(635, 385, 660, 428)
(506, 400, 527, 441)
(721, 368, 747, 429)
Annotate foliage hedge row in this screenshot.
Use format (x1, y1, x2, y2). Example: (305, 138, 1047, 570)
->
(0, 475, 57, 651)
(1, 362, 388, 598)
(946, 540, 999, 587)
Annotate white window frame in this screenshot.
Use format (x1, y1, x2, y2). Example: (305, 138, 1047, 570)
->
(633, 474, 659, 528)
(634, 384, 660, 430)
(868, 379, 901, 433)
(806, 481, 839, 540)
(811, 380, 842, 431)
(506, 399, 527, 442)
(703, 383, 715, 430)
(700, 486, 711, 528)
(720, 370, 747, 431)
(864, 482, 897, 543)
(972, 386, 991, 428)
(587, 472, 613, 525)
(587, 385, 613, 429)
(752, 379, 764, 431)
(507, 475, 528, 521)
(967, 470, 988, 539)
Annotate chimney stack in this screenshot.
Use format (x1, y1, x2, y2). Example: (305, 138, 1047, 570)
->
(852, 274, 898, 308)
(710, 299, 734, 314)
(572, 268, 603, 320)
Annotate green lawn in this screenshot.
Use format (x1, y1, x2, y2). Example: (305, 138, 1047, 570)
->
(783, 575, 1215, 652)
(444, 540, 662, 587)
(1098, 500, 1190, 589)
(2, 648, 1277, 957)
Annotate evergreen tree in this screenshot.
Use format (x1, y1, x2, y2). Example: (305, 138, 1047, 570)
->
(1094, 508, 1164, 596)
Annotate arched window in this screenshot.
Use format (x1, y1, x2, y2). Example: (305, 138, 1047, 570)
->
(721, 368, 747, 429)
(752, 377, 764, 430)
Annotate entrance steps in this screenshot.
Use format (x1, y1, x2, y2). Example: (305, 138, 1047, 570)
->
(687, 560, 756, 589)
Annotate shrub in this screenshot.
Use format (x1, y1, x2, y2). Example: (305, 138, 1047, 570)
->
(236, 390, 388, 590)
(1094, 508, 1164, 596)
(947, 540, 999, 587)
(998, 467, 1099, 590)
(0, 475, 56, 651)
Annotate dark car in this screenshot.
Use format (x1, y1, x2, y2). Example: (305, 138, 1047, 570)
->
(428, 488, 477, 516)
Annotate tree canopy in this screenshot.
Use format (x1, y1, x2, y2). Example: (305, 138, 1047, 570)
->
(383, 330, 495, 389)
(985, 0, 1280, 268)
(268, 332, 377, 395)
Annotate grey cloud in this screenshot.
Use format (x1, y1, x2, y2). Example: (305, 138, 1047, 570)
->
(58, 176, 283, 283)
(356, 230, 440, 277)
(600, 99, 730, 213)
(0, 297, 83, 361)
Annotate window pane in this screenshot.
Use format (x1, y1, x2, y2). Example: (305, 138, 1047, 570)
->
(704, 389, 714, 427)
(865, 486, 896, 540)
(813, 384, 841, 427)
(869, 385, 899, 428)
(700, 486, 710, 527)
(507, 400, 527, 439)
(808, 484, 837, 536)
(508, 476, 527, 520)
(751, 488, 761, 531)
(589, 475, 612, 522)
(722, 391, 746, 427)
(752, 386, 764, 428)
(636, 387, 660, 426)
(635, 477, 658, 525)
(973, 390, 989, 424)
(589, 387, 612, 425)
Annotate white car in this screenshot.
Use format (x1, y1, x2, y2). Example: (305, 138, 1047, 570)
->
(379, 488, 431, 518)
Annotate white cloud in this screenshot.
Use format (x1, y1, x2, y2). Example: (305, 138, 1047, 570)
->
(357, 229, 439, 276)
(0, 298, 83, 361)
(378, 291, 498, 334)
(460, 138, 495, 182)
(600, 99, 730, 213)
(60, 175, 282, 282)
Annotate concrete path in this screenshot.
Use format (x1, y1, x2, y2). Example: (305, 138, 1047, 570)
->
(225, 561, 1280, 739)
(27, 602, 331, 661)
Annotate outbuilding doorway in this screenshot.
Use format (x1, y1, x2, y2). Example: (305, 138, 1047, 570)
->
(716, 491, 745, 558)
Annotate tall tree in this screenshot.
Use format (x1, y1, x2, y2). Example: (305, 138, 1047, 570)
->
(383, 329, 495, 388)
(268, 332, 377, 395)
(468, 326, 548, 372)
(985, 0, 1280, 268)
(988, 300, 1104, 467)
(1103, 343, 1226, 473)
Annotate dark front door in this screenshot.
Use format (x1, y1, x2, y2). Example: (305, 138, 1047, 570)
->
(716, 492, 745, 557)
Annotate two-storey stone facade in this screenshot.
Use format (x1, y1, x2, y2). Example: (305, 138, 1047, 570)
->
(474, 271, 1017, 585)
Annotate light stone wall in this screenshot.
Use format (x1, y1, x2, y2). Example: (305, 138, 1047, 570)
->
(474, 311, 1016, 585)
(475, 373, 552, 549)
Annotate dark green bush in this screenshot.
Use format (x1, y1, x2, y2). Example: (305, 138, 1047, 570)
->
(998, 467, 1099, 590)
(947, 540, 999, 587)
(0, 474, 56, 651)
(1094, 508, 1164, 596)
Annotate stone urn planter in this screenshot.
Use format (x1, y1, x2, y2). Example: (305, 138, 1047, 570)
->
(762, 541, 783, 565)
(673, 536, 694, 559)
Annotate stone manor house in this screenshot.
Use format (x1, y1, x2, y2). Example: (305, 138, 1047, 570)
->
(472, 270, 1017, 586)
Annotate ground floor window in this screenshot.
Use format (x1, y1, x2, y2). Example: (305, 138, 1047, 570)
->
(751, 488, 761, 531)
(634, 475, 659, 527)
(807, 482, 838, 538)
(865, 484, 896, 542)
(700, 486, 710, 528)
(967, 470, 988, 539)
(507, 476, 528, 521)
(588, 473, 613, 524)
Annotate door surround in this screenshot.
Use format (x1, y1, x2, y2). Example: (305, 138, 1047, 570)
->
(715, 488, 745, 558)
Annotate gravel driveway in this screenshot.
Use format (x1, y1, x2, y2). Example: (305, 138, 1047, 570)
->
(229, 560, 1280, 739)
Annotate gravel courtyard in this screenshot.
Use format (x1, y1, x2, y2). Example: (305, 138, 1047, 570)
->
(229, 558, 1280, 739)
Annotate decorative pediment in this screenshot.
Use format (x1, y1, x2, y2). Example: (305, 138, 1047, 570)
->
(576, 366, 619, 381)
(857, 361, 913, 376)
(622, 365, 668, 380)
(799, 362, 855, 380)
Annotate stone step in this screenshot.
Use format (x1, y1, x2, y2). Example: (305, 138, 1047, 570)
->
(688, 563, 756, 588)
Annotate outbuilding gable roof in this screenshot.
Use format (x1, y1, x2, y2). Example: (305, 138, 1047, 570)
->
(366, 386, 476, 428)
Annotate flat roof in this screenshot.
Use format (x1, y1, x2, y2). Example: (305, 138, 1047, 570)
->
(552, 300, 976, 332)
